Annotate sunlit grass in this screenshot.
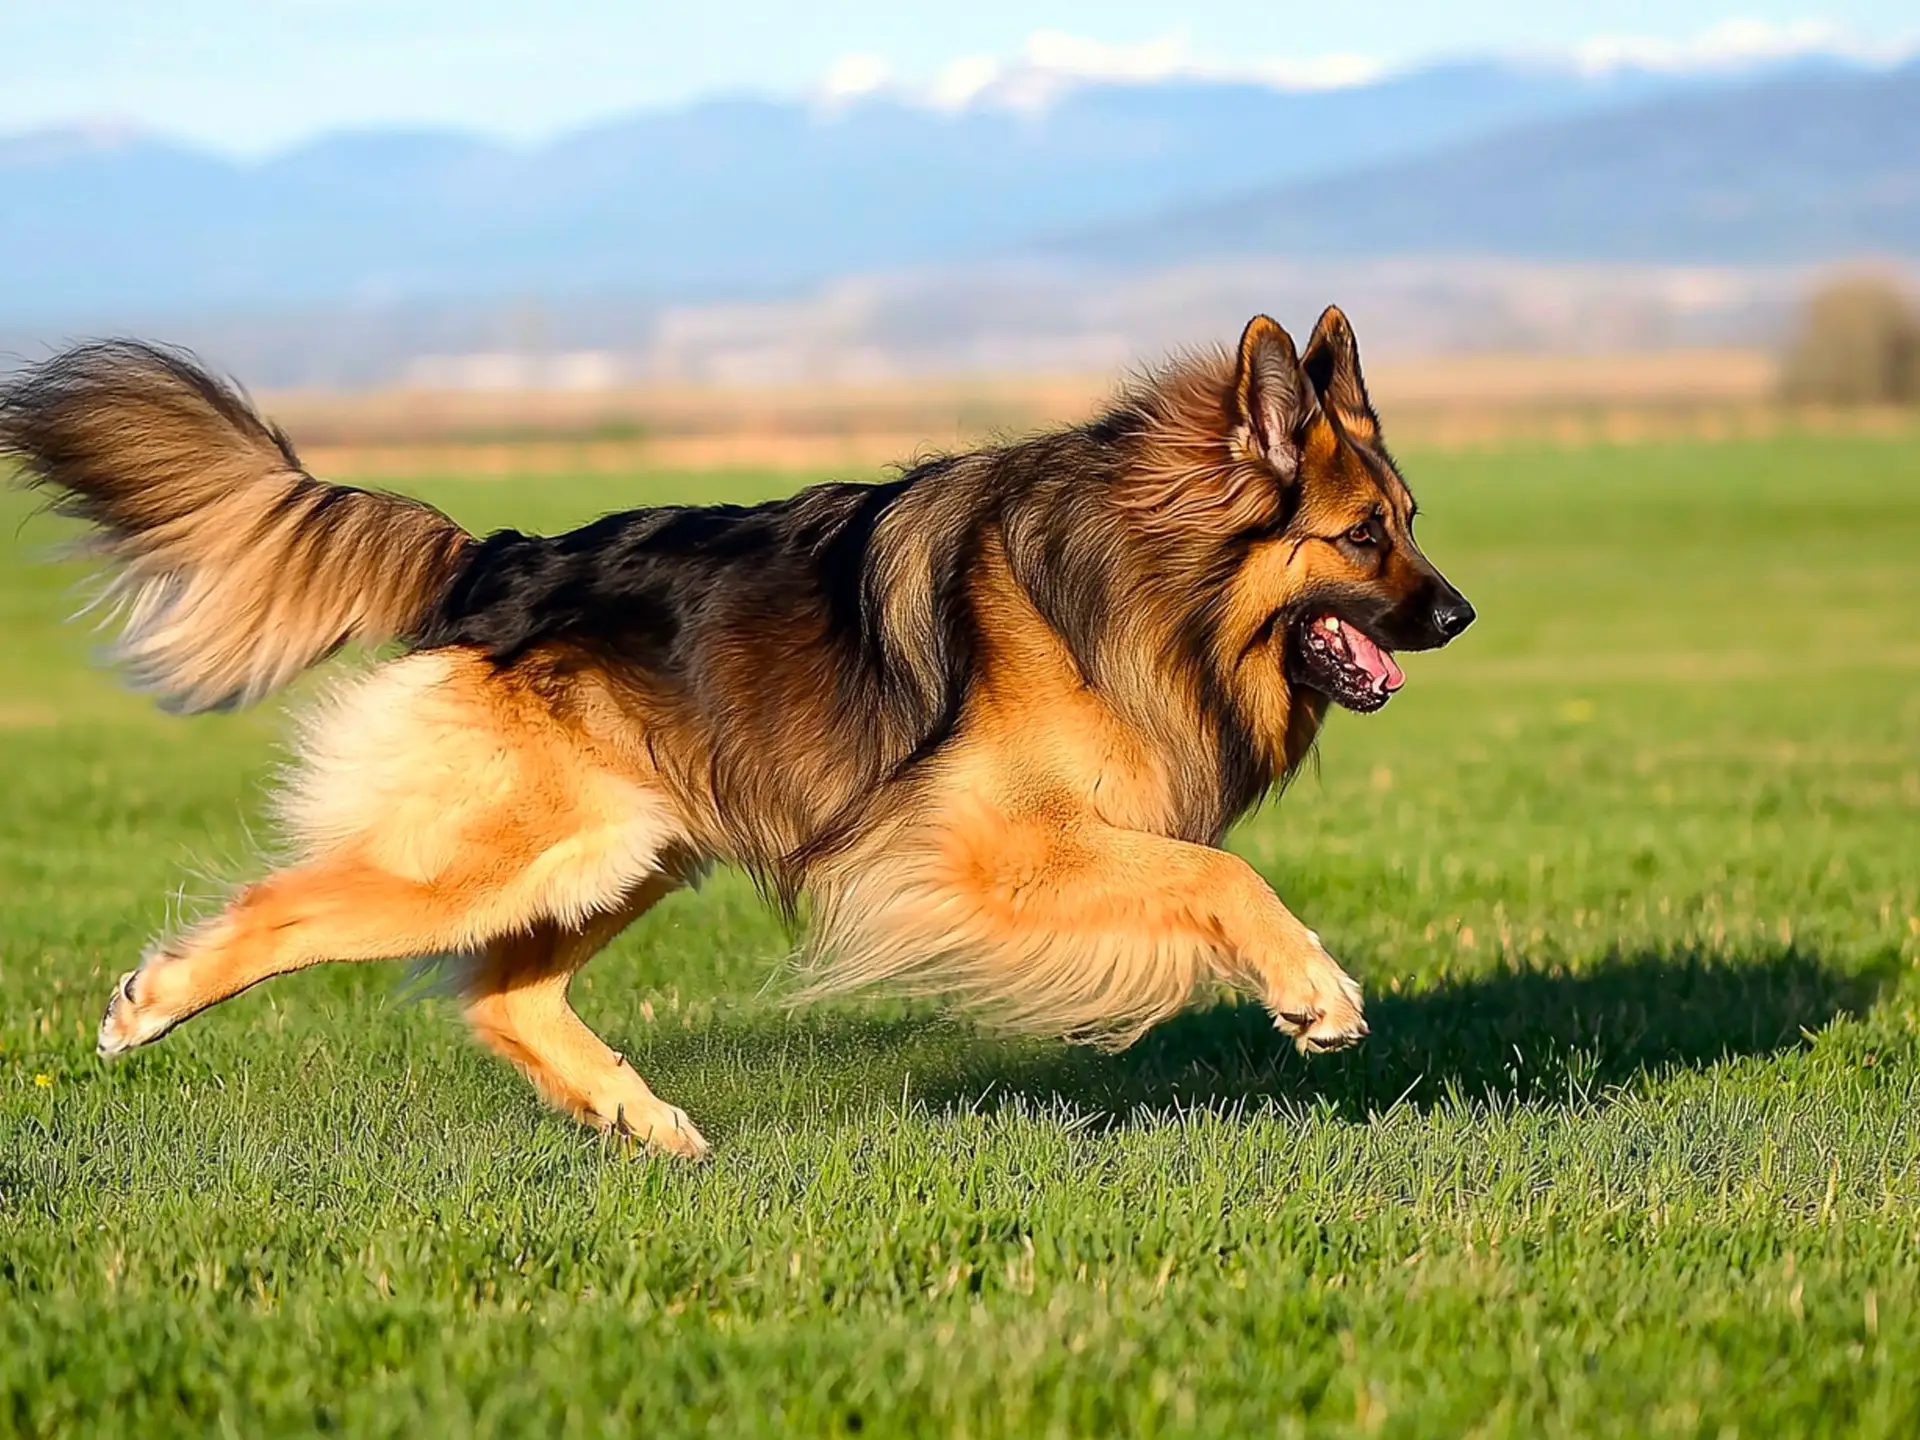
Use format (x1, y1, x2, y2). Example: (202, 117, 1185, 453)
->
(3, 433, 1919, 1436)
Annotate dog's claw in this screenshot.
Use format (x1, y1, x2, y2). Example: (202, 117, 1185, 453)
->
(604, 1097, 711, 1161)
(1298, 1020, 1369, 1055)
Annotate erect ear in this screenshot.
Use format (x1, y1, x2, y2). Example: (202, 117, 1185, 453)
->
(1232, 315, 1316, 475)
(1300, 305, 1379, 442)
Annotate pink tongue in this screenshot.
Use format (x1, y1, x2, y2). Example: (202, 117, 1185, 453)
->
(1344, 627, 1405, 692)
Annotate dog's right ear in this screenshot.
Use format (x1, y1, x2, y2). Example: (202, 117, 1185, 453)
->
(1231, 315, 1316, 478)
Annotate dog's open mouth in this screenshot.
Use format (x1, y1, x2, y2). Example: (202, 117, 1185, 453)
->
(1286, 612, 1405, 713)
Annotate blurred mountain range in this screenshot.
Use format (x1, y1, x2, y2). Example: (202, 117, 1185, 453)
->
(2, 53, 1916, 384)
(1060, 60, 1920, 265)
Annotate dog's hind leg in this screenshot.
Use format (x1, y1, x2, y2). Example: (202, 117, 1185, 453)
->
(460, 875, 709, 1158)
(96, 650, 709, 1152)
(96, 854, 707, 1157)
(97, 854, 491, 1056)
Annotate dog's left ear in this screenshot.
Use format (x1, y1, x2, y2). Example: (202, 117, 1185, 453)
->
(1232, 315, 1316, 478)
(1301, 305, 1379, 443)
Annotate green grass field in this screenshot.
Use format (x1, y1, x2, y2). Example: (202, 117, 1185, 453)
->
(3, 433, 1919, 1437)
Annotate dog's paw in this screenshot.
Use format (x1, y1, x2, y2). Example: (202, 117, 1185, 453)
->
(97, 953, 181, 1058)
(1267, 933, 1369, 1056)
(607, 1098, 711, 1160)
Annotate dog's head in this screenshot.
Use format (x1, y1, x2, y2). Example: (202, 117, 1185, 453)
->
(1234, 308, 1473, 714)
(1125, 307, 1473, 730)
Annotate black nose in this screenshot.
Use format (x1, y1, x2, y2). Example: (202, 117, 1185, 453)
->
(1432, 595, 1476, 640)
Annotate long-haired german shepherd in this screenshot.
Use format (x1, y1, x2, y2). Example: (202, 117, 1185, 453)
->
(1, 310, 1471, 1157)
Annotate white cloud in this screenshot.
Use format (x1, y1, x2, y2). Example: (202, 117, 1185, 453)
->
(1250, 54, 1386, 90)
(1021, 30, 1194, 83)
(926, 55, 1002, 110)
(925, 29, 1201, 113)
(822, 52, 893, 99)
(852, 28, 1386, 113)
(1572, 18, 1903, 73)
(818, 19, 1912, 116)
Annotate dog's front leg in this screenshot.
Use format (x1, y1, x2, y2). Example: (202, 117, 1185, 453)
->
(1088, 827, 1369, 1054)
(909, 815, 1368, 1053)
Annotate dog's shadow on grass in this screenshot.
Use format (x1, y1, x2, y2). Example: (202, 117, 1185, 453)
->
(649, 945, 1897, 1134)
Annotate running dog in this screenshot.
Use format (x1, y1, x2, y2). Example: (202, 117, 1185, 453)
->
(0, 309, 1473, 1156)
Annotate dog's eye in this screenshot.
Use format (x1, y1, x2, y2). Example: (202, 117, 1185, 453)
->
(1345, 522, 1376, 546)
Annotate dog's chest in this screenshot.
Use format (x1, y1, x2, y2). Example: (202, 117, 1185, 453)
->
(959, 667, 1186, 836)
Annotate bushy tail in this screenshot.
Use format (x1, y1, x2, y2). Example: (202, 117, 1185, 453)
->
(0, 341, 473, 712)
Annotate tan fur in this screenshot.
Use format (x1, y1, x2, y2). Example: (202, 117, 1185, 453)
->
(279, 653, 690, 934)
(463, 884, 708, 1157)
(807, 788, 1358, 1051)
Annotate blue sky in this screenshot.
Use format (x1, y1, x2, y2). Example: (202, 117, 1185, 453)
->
(3, 2, 1914, 154)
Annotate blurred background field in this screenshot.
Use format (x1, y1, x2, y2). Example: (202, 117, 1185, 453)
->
(272, 346, 1903, 479)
